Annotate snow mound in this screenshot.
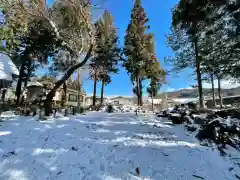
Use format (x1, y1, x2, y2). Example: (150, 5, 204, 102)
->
(0, 53, 19, 81)
(0, 111, 17, 118)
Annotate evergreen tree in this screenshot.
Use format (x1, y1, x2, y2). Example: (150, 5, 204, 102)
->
(124, 0, 153, 106)
(90, 10, 120, 106)
(147, 78, 160, 113)
(171, 0, 210, 108)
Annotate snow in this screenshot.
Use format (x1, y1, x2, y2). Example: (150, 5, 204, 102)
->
(0, 53, 19, 81)
(0, 112, 239, 180)
(27, 81, 43, 87)
(172, 98, 198, 104)
(147, 99, 162, 104)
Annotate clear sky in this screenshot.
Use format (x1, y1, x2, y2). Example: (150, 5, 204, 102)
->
(85, 0, 197, 96)
(43, 0, 198, 96)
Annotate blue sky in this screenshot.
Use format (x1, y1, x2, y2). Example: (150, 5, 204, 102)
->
(43, 0, 198, 96)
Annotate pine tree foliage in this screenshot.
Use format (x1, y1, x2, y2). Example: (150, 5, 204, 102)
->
(124, 0, 164, 106)
(165, 27, 195, 72)
(91, 10, 120, 80)
(124, 0, 151, 75)
(89, 10, 121, 105)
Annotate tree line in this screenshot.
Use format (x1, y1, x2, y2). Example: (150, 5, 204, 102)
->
(0, 0, 165, 114)
(166, 0, 240, 108)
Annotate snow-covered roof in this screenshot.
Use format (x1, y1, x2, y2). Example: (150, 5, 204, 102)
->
(110, 96, 133, 100)
(148, 99, 163, 104)
(27, 81, 43, 87)
(172, 98, 198, 104)
(0, 53, 19, 81)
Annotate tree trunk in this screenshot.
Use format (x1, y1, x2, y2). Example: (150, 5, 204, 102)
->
(93, 72, 97, 106)
(45, 44, 93, 115)
(16, 63, 26, 104)
(100, 80, 104, 105)
(139, 80, 143, 106)
(62, 81, 68, 108)
(217, 77, 223, 108)
(16, 75, 23, 105)
(210, 73, 216, 107)
(136, 72, 140, 106)
(151, 90, 154, 113)
(15, 48, 30, 105)
(194, 36, 204, 108)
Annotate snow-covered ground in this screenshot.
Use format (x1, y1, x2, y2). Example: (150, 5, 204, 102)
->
(0, 112, 239, 180)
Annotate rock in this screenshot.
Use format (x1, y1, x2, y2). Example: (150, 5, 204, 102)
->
(71, 146, 78, 151)
(2, 151, 17, 158)
(196, 120, 221, 141)
(157, 113, 168, 117)
(193, 116, 208, 125)
(214, 109, 240, 119)
(185, 125, 197, 132)
(183, 116, 193, 124)
(206, 113, 218, 120)
(32, 109, 37, 117)
(135, 167, 140, 176)
(57, 171, 62, 175)
(64, 108, 68, 116)
(169, 114, 184, 124)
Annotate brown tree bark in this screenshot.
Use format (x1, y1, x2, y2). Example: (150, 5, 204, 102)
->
(92, 72, 97, 107)
(136, 71, 140, 106)
(194, 36, 204, 108)
(151, 90, 154, 113)
(44, 44, 93, 116)
(217, 76, 223, 108)
(139, 80, 143, 106)
(210, 73, 216, 107)
(16, 48, 31, 105)
(100, 80, 104, 105)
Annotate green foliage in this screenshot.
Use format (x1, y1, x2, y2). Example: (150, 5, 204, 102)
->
(91, 10, 120, 81)
(147, 78, 160, 98)
(107, 104, 114, 113)
(0, 1, 30, 52)
(165, 27, 195, 72)
(124, 0, 165, 106)
(124, 0, 152, 75)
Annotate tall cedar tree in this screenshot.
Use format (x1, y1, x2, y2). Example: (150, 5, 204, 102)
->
(124, 0, 152, 106)
(90, 10, 120, 106)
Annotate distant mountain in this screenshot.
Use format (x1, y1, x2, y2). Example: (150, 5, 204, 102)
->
(158, 87, 240, 99)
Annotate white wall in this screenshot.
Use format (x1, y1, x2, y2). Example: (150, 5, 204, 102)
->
(111, 98, 133, 105)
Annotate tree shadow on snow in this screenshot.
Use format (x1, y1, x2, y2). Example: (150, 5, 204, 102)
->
(0, 112, 230, 180)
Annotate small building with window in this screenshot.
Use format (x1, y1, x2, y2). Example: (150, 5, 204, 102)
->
(109, 96, 134, 106)
(53, 88, 86, 107)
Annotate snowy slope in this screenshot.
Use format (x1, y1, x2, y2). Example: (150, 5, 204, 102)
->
(0, 112, 239, 180)
(0, 53, 19, 80)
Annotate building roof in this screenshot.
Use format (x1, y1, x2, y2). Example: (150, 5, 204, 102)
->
(27, 81, 43, 87)
(172, 98, 198, 104)
(148, 99, 163, 104)
(110, 96, 133, 100)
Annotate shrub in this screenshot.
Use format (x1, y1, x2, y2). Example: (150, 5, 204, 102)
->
(107, 104, 114, 113)
(79, 106, 84, 114)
